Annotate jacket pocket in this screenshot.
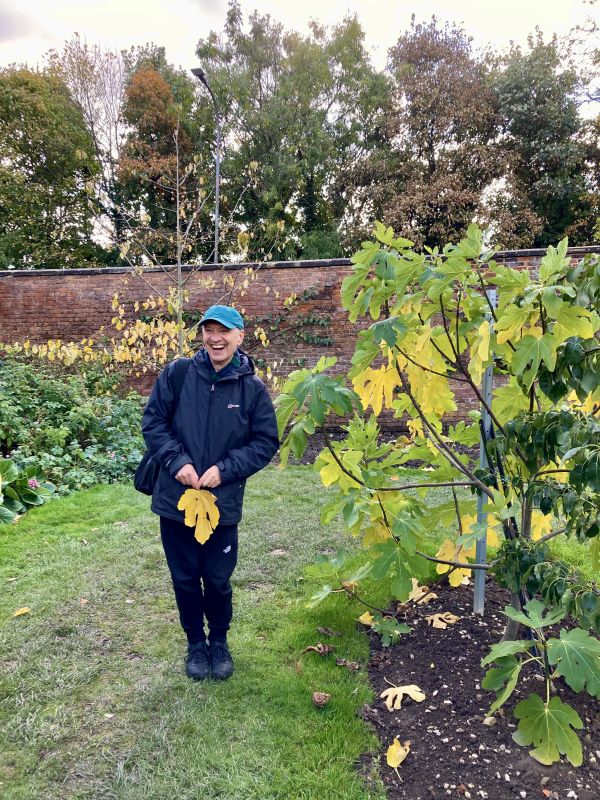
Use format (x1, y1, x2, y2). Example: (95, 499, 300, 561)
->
(213, 481, 245, 520)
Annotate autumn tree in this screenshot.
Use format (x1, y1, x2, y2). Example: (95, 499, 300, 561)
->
(490, 34, 598, 247)
(346, 18, 500, 250)
(0, 67, 105, 269)
(195, 0, 386, 259)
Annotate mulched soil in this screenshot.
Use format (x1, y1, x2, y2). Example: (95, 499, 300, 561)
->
(358, 582, 600, 800)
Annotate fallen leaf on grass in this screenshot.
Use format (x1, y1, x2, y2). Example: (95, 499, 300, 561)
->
(312, 692, 331, 708)
(425, 612, 461, 629)
(7, 577, 17, 583)
(12, 607, 30, 617)
(317, 626, 342, 637)
(301, 642, 334, 656)
(358, 611, 374, 626)
(386, 737, 410, 775)
(79, 598, 89, 607)
(380, 683, 426, 711)
(336, 658, 360, 671)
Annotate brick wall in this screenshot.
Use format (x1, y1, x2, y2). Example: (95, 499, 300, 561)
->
(1, 247, 598, 426)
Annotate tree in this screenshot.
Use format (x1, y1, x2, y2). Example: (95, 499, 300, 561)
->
(277, 221, 600, 765)
(490, 34, 598, 247)
(47, 34, 127, 253)
(0, 67, 104, 269)
(348, 18, 500, 250)
(195, 0, 386, 259)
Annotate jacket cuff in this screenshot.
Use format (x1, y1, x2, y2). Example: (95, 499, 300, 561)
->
(216, 460, 230, 482)
(167, 452, 193, 477)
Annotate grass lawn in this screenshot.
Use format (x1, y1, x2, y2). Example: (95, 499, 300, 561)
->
(1, 466, 387, 800)
(1, 466, 593, 800)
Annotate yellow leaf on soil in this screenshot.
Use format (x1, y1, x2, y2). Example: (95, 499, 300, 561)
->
(380, 683, 426, 711)
(12, 607, 30, 617)
(425, 612, 461, 629)
(387, 738, 411, 771)
(177, 489, 220, 544)
(407, 578, 437, 605)
(358, 611, 374, 626)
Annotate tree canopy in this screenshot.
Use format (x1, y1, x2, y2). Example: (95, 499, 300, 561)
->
(0, 67, 105, 269)
(1, 5, 598, 269)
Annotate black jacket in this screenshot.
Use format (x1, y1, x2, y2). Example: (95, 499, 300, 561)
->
(142, 349, 279, 524)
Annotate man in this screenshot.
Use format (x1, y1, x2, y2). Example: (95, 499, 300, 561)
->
(142, 305, 279, 680)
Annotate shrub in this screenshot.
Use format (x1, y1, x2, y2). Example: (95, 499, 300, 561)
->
(0, 358, 145, 492)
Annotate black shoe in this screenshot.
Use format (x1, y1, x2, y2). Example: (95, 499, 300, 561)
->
(210, 640, 234, 680)
(185, 641, 211, 680)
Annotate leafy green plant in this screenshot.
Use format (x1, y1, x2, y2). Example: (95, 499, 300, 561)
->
(482, 599, 599, 766)
(0, 358, 145, 492)
(0, 457, 54, 523)
(276, 222, 600, 765)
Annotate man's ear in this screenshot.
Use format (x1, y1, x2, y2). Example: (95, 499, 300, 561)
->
(238, 329, 245, 344)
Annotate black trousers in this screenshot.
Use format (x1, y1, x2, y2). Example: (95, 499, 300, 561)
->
(160, 517, 238, 644)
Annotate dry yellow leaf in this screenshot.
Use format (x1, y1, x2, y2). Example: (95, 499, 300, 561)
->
(425, 612, 461, 629)
(177, 489, 220, 544)
(12, 607, 30, 617)
(387, 738, 411, 772)
(380, 683, 426, 711)
(358, 611, 374, 626)
(407, 578, 437, 605)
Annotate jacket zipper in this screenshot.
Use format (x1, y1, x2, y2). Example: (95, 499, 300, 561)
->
(201, 382, 215, 472)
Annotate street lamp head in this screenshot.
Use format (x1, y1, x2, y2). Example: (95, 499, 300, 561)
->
(191, 67, 207, 84)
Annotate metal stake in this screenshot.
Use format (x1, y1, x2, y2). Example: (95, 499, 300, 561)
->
(474, 289, 497, 615)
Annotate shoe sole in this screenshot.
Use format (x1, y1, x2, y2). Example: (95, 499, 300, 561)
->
(211, 670, 234, 680)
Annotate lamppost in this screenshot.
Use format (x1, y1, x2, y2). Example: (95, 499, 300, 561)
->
(191, 67, 221, 264)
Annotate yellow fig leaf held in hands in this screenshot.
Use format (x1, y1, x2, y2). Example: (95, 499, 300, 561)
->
(177, 489, 220, 544)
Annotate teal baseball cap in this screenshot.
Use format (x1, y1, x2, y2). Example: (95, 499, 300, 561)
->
(199, 305, 244, 330)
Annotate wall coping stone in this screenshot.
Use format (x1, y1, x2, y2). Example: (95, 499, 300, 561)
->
(1, 246, 599, 280)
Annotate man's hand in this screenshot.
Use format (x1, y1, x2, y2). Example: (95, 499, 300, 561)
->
(175, 463, 200, 488)
(198, 465, 221, 489)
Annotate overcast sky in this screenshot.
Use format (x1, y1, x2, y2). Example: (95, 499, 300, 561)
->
(0, 0, 597, 73)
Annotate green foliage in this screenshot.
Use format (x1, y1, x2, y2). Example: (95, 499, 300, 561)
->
(492, 35, 598, 247)
(0, 457, 55, 524)
(0, 67, 104, 269)
(278, 222, 600, 765)
(547, 628, 600, 697)
(513, 695, 583, 767)
(196, 0, 386, 259)
(0, 358, 144, 492)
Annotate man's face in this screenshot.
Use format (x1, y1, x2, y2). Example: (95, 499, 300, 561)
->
(202, 321, 244, 370)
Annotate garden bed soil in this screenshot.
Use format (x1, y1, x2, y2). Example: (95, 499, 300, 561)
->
(359, 582, 600, 800)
